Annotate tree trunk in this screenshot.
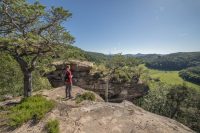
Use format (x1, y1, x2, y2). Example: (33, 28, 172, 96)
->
(13, 55, 34, 97)
(23, 71, 32, 97)
(105, 80, 109, 102)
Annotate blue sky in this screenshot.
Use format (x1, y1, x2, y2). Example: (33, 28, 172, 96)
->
(30, 0, 200, 54)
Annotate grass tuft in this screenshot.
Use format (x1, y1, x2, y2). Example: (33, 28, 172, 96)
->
(8, 95, 55, 128)
(46, 119, 59, 133)
(75, 92, 96, 104)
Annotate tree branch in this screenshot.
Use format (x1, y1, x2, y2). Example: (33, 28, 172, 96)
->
(11, 53, 29, 72)
(28, 47, 53, 71)
(2, 1, 26, 37)
(35, 18, 57, 35)
(29, 54, 39, 71)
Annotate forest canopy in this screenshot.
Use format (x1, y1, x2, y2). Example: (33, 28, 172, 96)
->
(143, 52, 200, 70)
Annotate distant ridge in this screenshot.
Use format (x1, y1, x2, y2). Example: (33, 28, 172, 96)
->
(124, 53, 162, 58)
(141, 51, 200, 70)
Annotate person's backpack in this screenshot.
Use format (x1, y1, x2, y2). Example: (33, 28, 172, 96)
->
(64, 72, 68, 81)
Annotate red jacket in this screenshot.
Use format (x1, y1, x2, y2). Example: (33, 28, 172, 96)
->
(65, 70, 73, 84)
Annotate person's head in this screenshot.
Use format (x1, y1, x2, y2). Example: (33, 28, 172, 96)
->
(66, 65, 70, 70)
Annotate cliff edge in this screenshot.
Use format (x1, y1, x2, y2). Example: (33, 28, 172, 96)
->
(1, 86, 194, 133)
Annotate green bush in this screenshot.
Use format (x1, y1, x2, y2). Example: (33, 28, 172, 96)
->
(0, 52, 52, 100)
(75, 92, 96, 104)
(32, 71, 52, 92)
(134, 84, 200, 132)
(8, 95, 55, 128)
(46, 119, 59, 133)
(0, 52, 23, 99)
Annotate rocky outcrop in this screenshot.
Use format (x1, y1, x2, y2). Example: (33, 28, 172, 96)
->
(46, 60, 149, 102)
(5, 86, 194, 133)
(46, 60, 93, 87)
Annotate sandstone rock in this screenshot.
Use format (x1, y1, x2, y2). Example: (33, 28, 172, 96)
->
(6, 87, 194, 133)
(2, 94, 13, 100)
(46, 60, 149, 102)
(52, 60, 93, 72)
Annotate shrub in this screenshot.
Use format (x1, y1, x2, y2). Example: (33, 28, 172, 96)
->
(0, 52, 23, 98)
(134, 84, 200, 132)
(46, 119, 59, 133)
(153, 77, 160, 82)
(93, 72, 102, 79)
(75, 92, 96, 104)
(8, 95, 55, 128)
(0, 52, 52, 99)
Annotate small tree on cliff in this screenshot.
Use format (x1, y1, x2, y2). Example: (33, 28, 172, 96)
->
(0, 0, 74, 97)
(104, 54, 140, 101)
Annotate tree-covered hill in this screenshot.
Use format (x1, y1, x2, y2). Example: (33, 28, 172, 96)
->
(84, 51, 111, 64)
(125, 53, 161, 58)
(141, 52, 200, 70)
(179, 66, 200, 85)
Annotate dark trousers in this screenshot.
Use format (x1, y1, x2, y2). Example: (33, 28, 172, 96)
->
(65, 83, 72, 98)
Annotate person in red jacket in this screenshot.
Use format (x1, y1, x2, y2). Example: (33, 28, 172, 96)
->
(64, 65, 73, 99)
